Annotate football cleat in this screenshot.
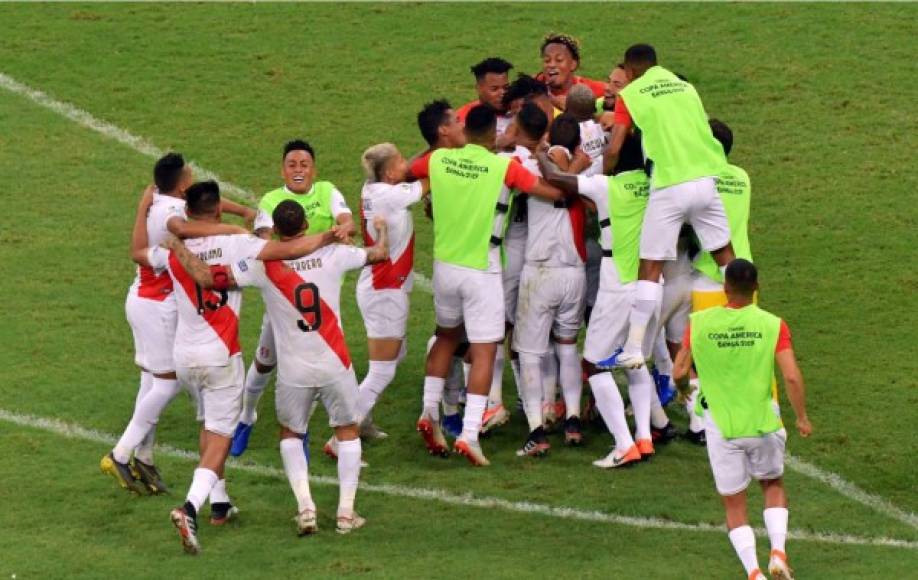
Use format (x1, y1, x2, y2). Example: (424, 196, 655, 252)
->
(170, 502, 200, 555)
(209, 503, 239, 526)
(230, 422, 254, 457)
(336, 512, 366, 535)
(636, 438, 655, 458)
(295, 508, 318, 536)
(685, 428, 707, 446)
(748, 569, 767, 580)
(563, 416, 584, 446)
(651, 422, 678, 445)
(592, 445, 642, 469)
(324, 436, 338, 460)
(442, 413, 463, 439)
(131, 458, 169, 495)
(768, 549, 794, 580)
(515, 426, 551, 457)
(359, 415, 388, 441)
(651, 369, 677, 407)
(100, 452, 146, 495)
(417, 414, 450, 457)
(481, 404, 510, 434)
(596, 347, 645, 370)
(454, 437, 490, 466)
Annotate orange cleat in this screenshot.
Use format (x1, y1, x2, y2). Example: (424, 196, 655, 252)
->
(454, 437, 490, 466)
(416, 414, 449, 457)
(636, 438, 655, 459)
(592, 444, 642, 469)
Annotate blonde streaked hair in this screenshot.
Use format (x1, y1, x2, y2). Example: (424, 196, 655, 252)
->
(361, 142, 400, 183)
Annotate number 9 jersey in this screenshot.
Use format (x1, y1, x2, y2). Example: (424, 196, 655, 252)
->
(231, 244, 368, 388)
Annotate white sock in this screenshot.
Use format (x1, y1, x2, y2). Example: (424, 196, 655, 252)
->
(627, 367, 653, 440)
(519, 352, 544, 431)
(763, 507, 789, 555)
(625, 280, 662, 354)
(209, 478, 230, 504)
(509, 355, 522, 398)
(280, 437, 314, 513)
(132, 371, 155, 464)
(186, 467, 219, 512)
(541, 351, 559, 406)
(422, 376, 445, 421)
(555, 342, 582, 418)
(240, 362, 272, 425)
(653, 333, 674, 376)
(589, 372, 634, 451)
(356, 360, 398, 420)
(336, 438, 362, 517)
(113, 377, 180, 463)
(460, 393, 488, 442)
(650, 386, 670, 429)
(728, 525, 760, 575)
(488, 346, 504, 407)
(687, 378, 704, 432)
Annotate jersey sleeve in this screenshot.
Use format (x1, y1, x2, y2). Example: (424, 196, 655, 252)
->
(386, 181, 424, 211)
(613, 96, 633, 128)
(147, 246, 170, 270)
(335, 244, 369, 273)
(232, 234, 269, 261)
(330, 188, 352, 217)
(230, 258, 265, 288)
(504, 158, 539, 193)
(576, 175, 608, 206)
(775, 320, 792, 353)
(254, 208, 273, 232)
(410, 152, 431, 180)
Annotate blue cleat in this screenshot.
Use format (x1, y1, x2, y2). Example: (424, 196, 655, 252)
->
(652, 369, 677, 407)
(442, 414, 463, 439)
(597, 347, 646, 370)
(230, 422, 254, 457)
(302, 431, 310, 463)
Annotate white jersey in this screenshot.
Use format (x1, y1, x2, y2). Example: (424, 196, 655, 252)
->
(357, 180, 423, 292)
(524, 149, 587, 268)
(232, 244, 368, 386)
(579, 119, 608, 177)
(129, 193, 186, 301)
(501, 145, 533, 252)
(149, 234, 267, 368)
(577, 175, 612, 251)
(496, 114, 513, 137)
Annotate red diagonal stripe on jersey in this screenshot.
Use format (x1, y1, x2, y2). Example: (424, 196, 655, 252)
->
(361, 207, 414, 290)
(168, 253, 241, 356)
(137, 265, 173, 301)
(566, 195, 588, 263)
(264, 260, 352, 368)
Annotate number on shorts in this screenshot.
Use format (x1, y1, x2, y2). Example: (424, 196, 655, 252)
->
(194, 283, 228, 315)
(294, 282, 322, 332)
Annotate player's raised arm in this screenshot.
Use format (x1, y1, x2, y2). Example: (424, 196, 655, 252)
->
(775, 347, 812, 437)
(256, 230, 337, 261)
(536, 149, 579, 195)
(364, 216, 390, 264)
(220, 199, 257, 227)
(130, 185, 156, 266)
(161, 234, 227, 289)
(166, 214, 247, 239)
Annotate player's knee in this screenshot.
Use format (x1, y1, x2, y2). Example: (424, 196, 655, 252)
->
(254, 360, 275, 374)
(335, 424, 360, 441)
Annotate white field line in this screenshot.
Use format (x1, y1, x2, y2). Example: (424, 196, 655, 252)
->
(1, 408, 916, 550)
(1, 70, 912, 531)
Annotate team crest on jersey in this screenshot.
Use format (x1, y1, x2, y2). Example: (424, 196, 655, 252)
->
(237, 260, 248, 272)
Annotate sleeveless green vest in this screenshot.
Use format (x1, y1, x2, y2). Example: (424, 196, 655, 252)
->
(430, 144, 510, 270)
(691, 304, 782, 439)
(619, 66, 726, 190)
(259, 181, 337, 234)
(695, 164, 752, 282)
(603, 170, 650, 283)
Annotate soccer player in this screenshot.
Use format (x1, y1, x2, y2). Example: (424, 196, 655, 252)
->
(597, 64, 629, 128)
(232, 139, 354, 457)
(537, 32, 607, 111)
(354, 143, 430, 437)
(565, 84, 607, 176)
(503, 73, 558, 123)
(456, 57, 514, 136)
(674, 259, 811, 580)
(604, 43, 733, 370)
(180, 200, 389, 536)
(103, 153, 252, 495)
(513, 107, 588, 456)
(413, 104, 563, 466)
(539, 134, 657, 468)
(132, 181, 335, 553)
(409, 100, 467, 180)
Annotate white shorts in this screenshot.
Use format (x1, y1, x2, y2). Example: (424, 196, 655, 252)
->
(705, 412, 787, 496)
(433, 260, 504, 343)
(276, 369, 359, 432)
(502, 238, 526, 326)
(357, 286, 409, 339)
(661, 267, 692, 344)
(125, 293, 177, 375)
(178, 356, 244, 438)
(583, 260, 658, 364)
(640, 177, 731, 261)
(513, 264, 585, 355)
(254, 313, 276, 367)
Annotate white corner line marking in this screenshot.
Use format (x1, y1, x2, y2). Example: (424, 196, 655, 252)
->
(0, 408, 914, 550)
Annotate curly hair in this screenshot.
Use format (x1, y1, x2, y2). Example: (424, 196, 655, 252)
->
(541, 32, 581, 62)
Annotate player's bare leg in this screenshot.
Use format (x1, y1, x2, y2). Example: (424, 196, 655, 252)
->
(454, 342, 496, 465)
(333, 423, 366, 534)
(418, 326, 462, 456)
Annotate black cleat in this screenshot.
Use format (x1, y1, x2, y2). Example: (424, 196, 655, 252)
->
(515, 426, 551, 457)
(564, 416, 584, 446)
(651, 422, 678, 445)
(210, 502, 239, 526)
(684, 428, 707, 447)
(100, 452, 146, 495)
(131, 458, 169, 495)
(170, 501, 200, 554)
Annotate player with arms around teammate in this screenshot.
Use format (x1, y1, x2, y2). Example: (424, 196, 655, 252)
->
(604, 44, 733, 370)
(674, 260, 810, 580)
(233, 139, 354, 456)
(353, 143, 429, 438)
(103, 153, 252, 495)
(456, 57, 514, 136)
(182, 200, 389, 535)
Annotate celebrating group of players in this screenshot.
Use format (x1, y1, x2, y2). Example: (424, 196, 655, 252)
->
(100, 34, 812, 580)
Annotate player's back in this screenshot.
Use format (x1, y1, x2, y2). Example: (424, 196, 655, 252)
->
(129, 193, 186, 300)
(578, 119, 607, 177)
(358, 180, 422, 291)
(524, 158, 586, 268)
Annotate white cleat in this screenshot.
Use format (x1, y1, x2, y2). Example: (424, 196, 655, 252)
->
(359, 416, 389, 440)
(454, 436, 490, 466)
(336, 511, 366, 535)
(768, 550, 794, 580)
(591, 445, 642, 469)
(295, 508, 318, 536)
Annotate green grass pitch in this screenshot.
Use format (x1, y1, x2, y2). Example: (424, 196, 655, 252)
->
(0, 3, 915, 578)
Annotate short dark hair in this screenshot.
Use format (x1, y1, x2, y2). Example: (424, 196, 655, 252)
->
(725, 259, 758, 296)
(153, 152, 186, 193)
(283, 139, 315, 162)
(516, 101, 548, 141)
(185, 180, 221, 216)
(613, 134, 645, 174)
(471, 57, 513, 81)
(464, 104, 496, 137)
(272, 200, 306, 237)
(541, 32, 581, 62)
(624, 44, 657, 66)
(709, 118, 734, 156)
(417, 99, 452, 146)
(548, 113, 581, 153)
(502, 74, 548, 109)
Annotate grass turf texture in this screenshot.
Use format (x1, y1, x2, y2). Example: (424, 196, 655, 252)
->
(0, 2, 915, 578)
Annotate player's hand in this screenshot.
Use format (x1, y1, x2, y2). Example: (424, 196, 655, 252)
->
(599, 111, 616, 131)
(160, 233, 181, 250)
(675, 378, 695, 406)
(372, 216, 388, 234)
(796, 416, 812, 438)
(331, 224, 352, 243)
(572, 146, 590, 168)
(140, 184, 156, 211)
